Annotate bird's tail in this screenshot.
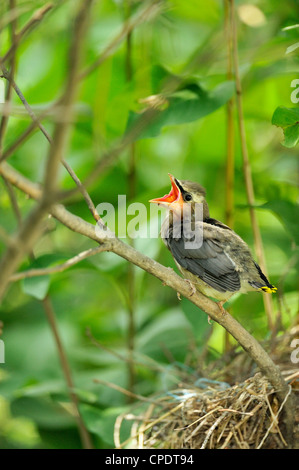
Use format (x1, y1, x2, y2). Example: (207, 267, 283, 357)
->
(259, 285, 277, 294)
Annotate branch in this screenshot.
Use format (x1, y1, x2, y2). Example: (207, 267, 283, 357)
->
(0, 3, 54, 66)
(42, 295, 93, 449)
(10, 245, 109, 281)
(0, 160, 294, 446)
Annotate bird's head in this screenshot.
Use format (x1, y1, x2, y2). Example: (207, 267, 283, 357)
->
(149, 174, 207, 213)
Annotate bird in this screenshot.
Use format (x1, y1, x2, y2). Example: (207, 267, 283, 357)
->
(149, 174, 277, 311)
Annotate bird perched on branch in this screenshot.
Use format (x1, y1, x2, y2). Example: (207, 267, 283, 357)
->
(150, 174, 276, 310)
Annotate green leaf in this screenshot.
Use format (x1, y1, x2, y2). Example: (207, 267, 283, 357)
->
(22, 275, 50, 300)
(272, 106, 299, 127)
(80, 405, 130, 446)
(11, 396, 75, 429)
(258, 200, 299, 244)
(126, 80, 235, 140)
(272, 106, 299, 147)
(20, 253, 81, 300)
(282, 123, 299, 147)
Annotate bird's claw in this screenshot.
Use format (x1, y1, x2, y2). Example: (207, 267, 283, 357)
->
(184, 279, 197, 297)
(217, 301, 226, 315)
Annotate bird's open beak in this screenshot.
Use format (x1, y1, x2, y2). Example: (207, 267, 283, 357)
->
(149, 174, 184, 208)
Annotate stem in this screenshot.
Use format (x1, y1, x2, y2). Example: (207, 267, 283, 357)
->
(42, 296, 93, 449)
(230, 0, 274, 332)
(125, 0, 136, 399)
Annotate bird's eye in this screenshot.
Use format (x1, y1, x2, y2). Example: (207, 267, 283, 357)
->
(184, 193, 192, 202)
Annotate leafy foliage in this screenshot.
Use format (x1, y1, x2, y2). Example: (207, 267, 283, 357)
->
(272, 106, 299, 147)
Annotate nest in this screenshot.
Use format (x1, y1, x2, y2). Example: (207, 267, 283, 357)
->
(115, 372, 297, 449)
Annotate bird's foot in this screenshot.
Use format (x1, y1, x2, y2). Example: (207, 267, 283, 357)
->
(184, 279, 197, 297)
(207, 315, 213, 324)
(177, 292, 182, 301)
(217, 301, 226, 315)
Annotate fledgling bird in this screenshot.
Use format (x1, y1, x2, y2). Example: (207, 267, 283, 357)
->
(150, 174, 276, 309)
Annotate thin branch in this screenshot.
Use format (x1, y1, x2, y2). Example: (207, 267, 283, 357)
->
(61, 158, 101, 222)
(0, 0, 17, 150)
(0, 65, 52, 144)
(124, 0, 137, 400)
(42, 1, 92, 196)
(10, 245, 109, 281)
(0, 3, 54, 66)
(1, 175, 22, 228)
(93, 378, 162, 406)
(43, 295, 93, 449)
(0, 119, 39, 162)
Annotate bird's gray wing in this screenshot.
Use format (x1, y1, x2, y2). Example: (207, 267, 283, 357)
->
(167, 224, 240, 293)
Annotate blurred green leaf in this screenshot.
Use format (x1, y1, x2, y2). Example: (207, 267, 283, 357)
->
(11, 397, 75, 429)
(126, 81, 235, 140)
(22, 275, 50, 301)
(258, 200, 299, 244)
(181, 298, 211, 342)
(80, 405, 130, 446)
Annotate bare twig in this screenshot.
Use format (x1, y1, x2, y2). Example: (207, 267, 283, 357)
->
(0, 3, 54, 66)
(1, 175, 22, 228)
(117, 402, 184, 449)
(0, 0, 17, 150)
(124, 0, 137, 400)
(93, 378, 162, 406)
(61, 158, 101, 223)
(43, 295, 93, 449)
(9, 245, 109, 281)
(257, 385, 292, 448)
(0, 65, 52, 145)
(42, 1, 92, 196)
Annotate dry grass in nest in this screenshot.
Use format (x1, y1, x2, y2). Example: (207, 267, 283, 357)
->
(115, 372, 297, 449)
